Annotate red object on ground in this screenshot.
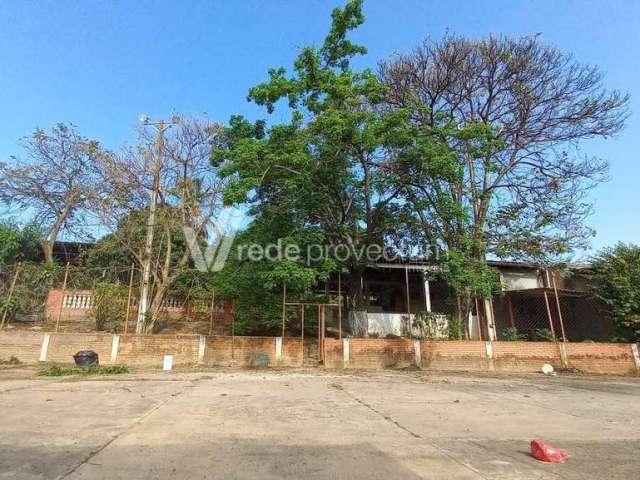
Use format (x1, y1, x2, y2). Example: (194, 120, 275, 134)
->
(530, 440, 570, 463)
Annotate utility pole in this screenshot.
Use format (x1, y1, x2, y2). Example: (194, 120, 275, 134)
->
(135, 114, 179, 334)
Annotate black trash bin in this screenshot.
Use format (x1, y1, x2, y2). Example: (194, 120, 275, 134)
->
(73, 350, 99, 367)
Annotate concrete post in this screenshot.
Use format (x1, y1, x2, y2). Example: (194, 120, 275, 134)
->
(275, 337, 283, 364)
(198, 335, 206, 365)
(39, 333, 50, 362)
(343, 338, 350, 367)
(484, 341, 495, 371)
(423, 276, 431, 312)
(110, 335, 120, 364)
(631, 343, 640, 371)
(484, 299, 497, 341)
(414, 340, 421, 368)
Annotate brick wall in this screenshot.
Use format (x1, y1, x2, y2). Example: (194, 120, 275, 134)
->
(323, 338, 343, 368)
(204, 336, 234, 366)
(347, 338, 415, 369)
(117, 334, 200, 367)
(282, 338, 303, 367)
(566, 342, 636, 375)
(493, 341, 563, 372)
(46, 333, 114, 364)
(421, 341, 487, 371)
(0, 331, 43, 363)
(1, 330, 637, 375)
(203, 336, 277, 367)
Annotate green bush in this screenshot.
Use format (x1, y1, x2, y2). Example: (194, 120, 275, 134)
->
(93, 282, 129, 332)
(534, 328, 555, 342)
(590, 243, 640, 342)
(37, 365, 130, 377)
(447, 315, 462, 340)
(502, 327, 527, 341)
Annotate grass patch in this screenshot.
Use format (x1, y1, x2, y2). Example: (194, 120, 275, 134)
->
(37, 365, 131, 377)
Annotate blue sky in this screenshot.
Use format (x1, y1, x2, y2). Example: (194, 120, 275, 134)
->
(0, 0, 638, 256)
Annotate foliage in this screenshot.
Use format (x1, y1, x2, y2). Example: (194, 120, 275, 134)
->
(589, 243, 640, 342)
(210, 227, 332, 335)
(447, 315, 462, 340)
(0, 222, 43, 265)
(93, 282, 129, 332)
(502, 327, 527, 341)
(37, 365, 130, 377)
(534, 328, 555, 342)
(212, 0, 424, 320)
(0, 262, 61, 318)
(380, 34, 628, 264)
(412, 310, 449, 340)
(380, 32, 627, 328)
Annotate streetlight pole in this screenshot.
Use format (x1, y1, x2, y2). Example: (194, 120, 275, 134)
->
(135, 114, 179, 334)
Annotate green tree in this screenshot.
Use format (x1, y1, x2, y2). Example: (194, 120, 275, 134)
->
(0, 221, 43, 265)
(590, 243, 640, 342)
(213, 0, 427, 334)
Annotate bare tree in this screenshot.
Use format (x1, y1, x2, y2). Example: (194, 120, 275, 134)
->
(379, 35, 629, 333)
(380, 35, 628, 259)
(0, 123, 103, 263)
(94, 116, 226, 333)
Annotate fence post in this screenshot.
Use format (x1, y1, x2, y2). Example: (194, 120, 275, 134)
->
(631, 343, 640, 371)
(39, 333, 50, 362)
(343, 338, 350, 367)
(275, 337, 283, 364)
(484, 341, 495, 371)
(558, 342, 569, 368)
(110, 335, 120, 364)
(414, 339, 422, 368)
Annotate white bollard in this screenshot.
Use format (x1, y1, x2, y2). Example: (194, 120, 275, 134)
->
(110, 335, 120, 364)
(198, 335, 207, 364)
(39, 333, 50, 362)
(343, 338, 350, 367)
(275, 337, 283, 363)
(163, 355, 173, 371)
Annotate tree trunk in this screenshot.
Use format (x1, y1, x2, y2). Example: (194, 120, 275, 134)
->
(41, 240, 54, 264)
(347, 267, 369, 337)
(143, 280, 171, 334)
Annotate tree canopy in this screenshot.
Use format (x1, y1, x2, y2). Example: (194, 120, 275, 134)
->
(590, 243, 640, 342)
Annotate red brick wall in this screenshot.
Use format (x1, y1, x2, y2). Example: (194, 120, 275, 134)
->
(421, 341, 487, 371)
(493, 341, 563, 372)
(566, 342, 636, 375)
(116, 334, 200, 367)
(282, 338, 303, 367)
(0, 331, 43, 363)
(46, 333, 113, 364)
(1, 330, 637, 375)
(323, 338, 343, 368)
(347, 338, 414, 369)
(203, 336, 276, 367)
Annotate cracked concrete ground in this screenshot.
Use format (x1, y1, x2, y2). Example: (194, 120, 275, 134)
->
(0, 368, 638, 479)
